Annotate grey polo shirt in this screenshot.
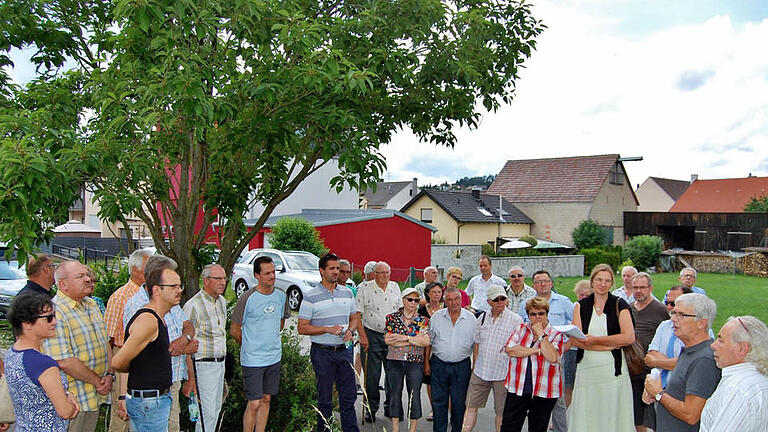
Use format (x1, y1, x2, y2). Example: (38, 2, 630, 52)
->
(429, 308, 477, 363)
(657, 339, 721, 432)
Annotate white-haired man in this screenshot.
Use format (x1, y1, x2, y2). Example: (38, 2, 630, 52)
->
(104, 248, 152, 432)
(700, 316, 768, 432)
(644, 293, 721, 432)
(505, 266, 535, 314)
(414, 266, 438, 303)
(678, 268, 705, 294)
(613, 266, 638, 303)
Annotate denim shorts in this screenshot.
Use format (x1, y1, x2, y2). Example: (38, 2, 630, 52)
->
(126, 392, 172, 432)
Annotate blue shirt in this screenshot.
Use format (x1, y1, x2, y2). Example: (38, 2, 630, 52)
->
(298, 284, 356, 346)
(429, 308, 477, 363)
(123, 286, 188, 381)
(231, 287, 288, 367)
(4, 348, 69, 432)
(518, 292, 574, 326)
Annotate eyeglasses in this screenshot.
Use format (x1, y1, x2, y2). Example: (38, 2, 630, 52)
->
(205, 276, 227, 281)
(490, 297, 507, 302)
(529, 311, 547, 317)
(404, 297, 420, 303)
(664, 300, 675, 307)
(670, 310, 696, 320)
(375, 271, 391, 275)
(34, 312, 56, 323)
(532, 279, 551, 285)
(737, 317, 750, 334)
(157, 283, 183, 290)
(509, 274, 524, 279)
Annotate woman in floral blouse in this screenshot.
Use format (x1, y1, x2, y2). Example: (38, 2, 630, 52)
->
(385, 288, 431, 432)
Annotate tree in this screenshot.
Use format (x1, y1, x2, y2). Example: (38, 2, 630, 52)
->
(572, 219, 607, 250)
(0, 0, 544, 298)
(622, 235, 663, 271)
(269, 217, 327, 257)
(744, 194, 768, 212)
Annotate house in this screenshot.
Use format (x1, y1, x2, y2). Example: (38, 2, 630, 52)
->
(487, 154, 639, 246)
(400, 189, 533, 246)
(68, 186, 151, 239)
(245, 209, 436, 281)
(636, 177, 691, 212)
(360, 178, 419, 210)
(670, 176, 768, 212)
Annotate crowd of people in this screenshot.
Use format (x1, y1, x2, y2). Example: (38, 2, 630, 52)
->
(1, 251, 767, 432)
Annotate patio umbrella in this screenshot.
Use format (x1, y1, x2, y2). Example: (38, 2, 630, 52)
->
(499, 239, 532, 249)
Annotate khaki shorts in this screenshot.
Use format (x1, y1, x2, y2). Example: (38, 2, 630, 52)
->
(465, 372, 507, 415)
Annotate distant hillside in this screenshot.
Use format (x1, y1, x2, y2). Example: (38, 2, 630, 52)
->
(423, 174, 496, 190)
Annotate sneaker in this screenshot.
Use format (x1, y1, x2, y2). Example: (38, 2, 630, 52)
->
(356, 384, 363, 395)
(364, 411, 376, 424)
(426, 412, 433, 422)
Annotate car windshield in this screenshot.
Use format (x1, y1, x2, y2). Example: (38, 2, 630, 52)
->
(0, 262, 26, 280)
(237, 251, 257, 264)
(284, 253, 319, 271)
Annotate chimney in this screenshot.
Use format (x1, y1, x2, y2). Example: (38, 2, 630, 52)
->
(471, 189, 480, 200)
(411, 177, 418, 196)
(690, 174, 698, 183)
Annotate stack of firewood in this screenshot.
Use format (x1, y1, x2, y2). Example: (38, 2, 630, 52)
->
(743, 252, 768, 278)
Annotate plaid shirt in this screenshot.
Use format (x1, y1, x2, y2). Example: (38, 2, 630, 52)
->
(504, 322, 565, 399)
(473, 308, 523, 381)
(506, 284, 536, 315)
(183, 289, 227, 359)
(104, 278, 140, 347)
(123, 286, 188, 381)
(42, 292, 110, 411)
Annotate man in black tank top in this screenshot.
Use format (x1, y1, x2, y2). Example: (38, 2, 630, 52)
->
(112, 256, 183, 431)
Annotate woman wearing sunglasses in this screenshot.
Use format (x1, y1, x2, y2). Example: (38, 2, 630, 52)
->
(4, 292, 79, 431)
(384, 288, 431, 432)
(501, 296, 565, 432)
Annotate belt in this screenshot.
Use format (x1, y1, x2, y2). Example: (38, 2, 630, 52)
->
(128, 388, 170, 398)
(312, 343, 348, 351)
(195, 356, 226, 362)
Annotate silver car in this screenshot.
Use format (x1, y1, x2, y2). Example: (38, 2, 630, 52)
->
(0, 261, 28, 318)
(231, 249, 321, 311)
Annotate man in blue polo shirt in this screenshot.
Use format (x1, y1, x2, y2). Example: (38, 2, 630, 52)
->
(231, 256, 289, 432)
(298, 253, 363, 432)
(518, 270, 573, 432)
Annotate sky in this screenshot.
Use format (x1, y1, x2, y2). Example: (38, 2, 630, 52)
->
(7, 1, 768, 191)
(383, 0, 768, 189)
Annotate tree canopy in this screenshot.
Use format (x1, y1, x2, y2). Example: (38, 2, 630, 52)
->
(744, 194, 768, 212)
(0, 0, 544, 297)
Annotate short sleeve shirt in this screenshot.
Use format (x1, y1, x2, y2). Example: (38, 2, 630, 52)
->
(429, 308, 477, 363)
(231, 287, 289, 367)
(355, 280, 402, 333)
(518, 292, 573, 326)
(104, 279, 141, 347)
(4, 348, 68, 431)
(630, 300, 669, 353)
(385, 311, 429, 362)
(183, 289, 228, 360)
(657, 340, 721, 432)
(466, 274, 507, 312)
(299, 284, 356, 346)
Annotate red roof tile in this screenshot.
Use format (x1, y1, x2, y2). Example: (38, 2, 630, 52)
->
(670, 177, 768, 212)
(487, 154, 623, 202)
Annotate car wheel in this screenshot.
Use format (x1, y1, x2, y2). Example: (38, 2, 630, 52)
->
(287, 286, 303, 311)
(234, 279, 249, 298)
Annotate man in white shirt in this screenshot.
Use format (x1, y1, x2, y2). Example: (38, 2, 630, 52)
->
(700, 315, 768, 432)
(465, 256, 506, 315)
(613, 266, 637, 303)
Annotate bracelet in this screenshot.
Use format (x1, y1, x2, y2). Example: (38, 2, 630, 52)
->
(104, 372, 116, 379)
(118, 395, 126, 401)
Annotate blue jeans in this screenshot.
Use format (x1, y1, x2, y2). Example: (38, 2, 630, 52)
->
(310, 344, 359, 432)
(126, 393, 172, 432)
(430, 356, 471, 432)
(386, 359, 424, 420)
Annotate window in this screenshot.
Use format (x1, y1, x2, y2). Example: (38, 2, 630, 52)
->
(477, 207, 493, 217)
(421, 208, 433, 223)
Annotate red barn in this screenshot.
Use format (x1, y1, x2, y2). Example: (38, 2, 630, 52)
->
(245, 209, 436, 281)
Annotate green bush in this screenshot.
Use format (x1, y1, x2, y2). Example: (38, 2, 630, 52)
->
(481, 243, 495, 256)
(581, 248, 621, 276)
(572, 220, 608, 250)
(91, 259, 130, 302)
(623, 235, 663, 271)
(269, 217, 328, 257)
(518, 235, 538, 247)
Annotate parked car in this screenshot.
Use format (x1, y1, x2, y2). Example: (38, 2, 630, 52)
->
(231, 249, 321, 311)
(0, 260, 28, 318)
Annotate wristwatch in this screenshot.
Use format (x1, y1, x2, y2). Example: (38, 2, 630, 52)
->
(185, 334, 192, 342)
(655, 391, 664, 402)
(537, 334, 546, 342)
(104, 372, 116, 380)
(118, 395, 126, 401)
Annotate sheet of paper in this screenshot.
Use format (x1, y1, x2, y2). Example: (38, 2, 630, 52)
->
(552, 324, 586, 339)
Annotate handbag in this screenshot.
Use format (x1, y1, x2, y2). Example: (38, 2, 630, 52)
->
(614, 298, 646, 376)
(0, 372, 15, 424)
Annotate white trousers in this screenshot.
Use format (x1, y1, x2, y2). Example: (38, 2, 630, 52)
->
(193, 360, 226, 432)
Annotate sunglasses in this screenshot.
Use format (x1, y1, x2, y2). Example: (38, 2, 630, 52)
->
(509, 274, 524, 279)
(490, 297, 507, 302)
(404, 298, 420, 303)
(664, 300, 675, 307)
(34, 312, 56, 323)
(529, 311, 547, 317)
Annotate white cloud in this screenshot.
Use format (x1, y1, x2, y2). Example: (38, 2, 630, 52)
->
(382, 2, 768, 187)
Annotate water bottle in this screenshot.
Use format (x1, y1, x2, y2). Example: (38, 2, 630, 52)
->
(188, 391, 200, 422)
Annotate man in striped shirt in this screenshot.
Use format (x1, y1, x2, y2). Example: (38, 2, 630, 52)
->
(184, 264, 228, 432)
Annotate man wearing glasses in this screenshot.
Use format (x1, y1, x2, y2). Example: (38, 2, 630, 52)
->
(505, 266, 535, 315)
(517, 270, 573, 432)
(122, 255, 197, 432)
(185, 264, 230, 432)
(644, 293, 721, 432)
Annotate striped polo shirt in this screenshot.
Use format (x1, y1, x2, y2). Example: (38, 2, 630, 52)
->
(298, 283, 357, 346)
